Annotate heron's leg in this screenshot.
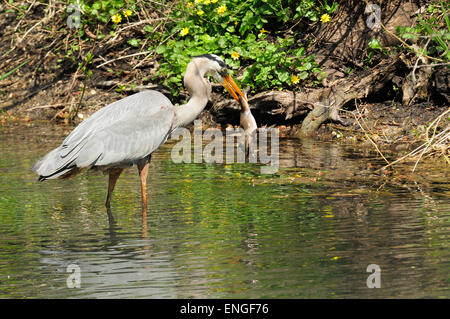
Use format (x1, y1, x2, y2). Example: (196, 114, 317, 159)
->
(105, 168, 124, 212)
(245, 135, 250, 157)
(137, 157, 151, 213)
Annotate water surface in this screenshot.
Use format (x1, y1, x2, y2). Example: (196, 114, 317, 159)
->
(0, 123, 448, 298)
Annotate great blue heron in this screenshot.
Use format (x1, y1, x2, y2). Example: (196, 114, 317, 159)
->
(32, 54, 246, 214)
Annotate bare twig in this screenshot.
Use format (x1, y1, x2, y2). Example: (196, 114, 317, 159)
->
(96, 50, 153, 68)
(380, 108, 450, 171)
(351, 100, 390, 165)
(14, 0, 37, 31)
(25, 103, 68, 111)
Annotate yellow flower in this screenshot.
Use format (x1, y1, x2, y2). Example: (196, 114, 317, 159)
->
(195, 0, 203, 3)
(259, 28, 268, 34)
(211, 0, 218, 3)
(123, 9, 132, 17)
(217, 5, 227, 15)
(186, 2, 194, 7)
(180, 27, 189, 37)
(204, 0, 211, 4)
(291, 74, 300, 84)
(197, 10, 204, 15)
(320, 13, 331, 23)
(231, 51, 240, 60)
(111, 13, 122, 23)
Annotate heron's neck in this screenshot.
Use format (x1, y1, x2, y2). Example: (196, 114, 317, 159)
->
(173, 94, 209, 128)
(173, 62, 210, 128)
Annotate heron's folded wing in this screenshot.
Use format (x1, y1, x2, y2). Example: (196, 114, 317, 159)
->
(60, 90, 173, 158)
(74, 107, 175, 168)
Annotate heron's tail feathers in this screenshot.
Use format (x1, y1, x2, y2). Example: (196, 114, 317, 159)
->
(32, 146, 79, 181)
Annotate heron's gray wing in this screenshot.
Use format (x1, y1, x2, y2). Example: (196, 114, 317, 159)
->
(74, 107, 175, 168)
(60, 90, 173, 158)
(33, 91, 174, 179)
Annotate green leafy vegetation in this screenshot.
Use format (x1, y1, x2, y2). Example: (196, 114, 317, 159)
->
(59, 0, 338, 92)
(396, 1, 450, 61)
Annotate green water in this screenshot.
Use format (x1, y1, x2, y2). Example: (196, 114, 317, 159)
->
(0, 124, 449, 298)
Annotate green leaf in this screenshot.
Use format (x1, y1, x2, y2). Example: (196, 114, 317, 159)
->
(368, 38, 382, 50)
(156, 45, 166, 54)
(218, 37, 227, 48)
(144, 25, 154, 33)
(276, 70, 289, 82)
(299, 71, 309, 80)
(127, 38, 141, 47)
(303, 62, 313, 70)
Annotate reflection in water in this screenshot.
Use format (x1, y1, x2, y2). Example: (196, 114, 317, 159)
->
(0, 125, 448, 298)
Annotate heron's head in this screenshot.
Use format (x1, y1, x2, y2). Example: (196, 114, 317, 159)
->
(191, 54, 247, 103)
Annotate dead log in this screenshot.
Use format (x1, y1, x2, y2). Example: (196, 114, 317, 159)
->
(213, 90, 311, 117)
(399, 48, 433, 106)
(299, 56, 405, 136)
(211, 56, 405, 135)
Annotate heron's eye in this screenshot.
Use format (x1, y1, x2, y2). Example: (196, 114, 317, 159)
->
(220, 68, 228, 76)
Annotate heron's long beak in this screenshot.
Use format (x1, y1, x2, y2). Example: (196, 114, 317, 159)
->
(222, 75, 247, 103)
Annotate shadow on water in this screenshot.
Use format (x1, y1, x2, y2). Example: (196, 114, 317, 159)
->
(0, 124, 448, 298)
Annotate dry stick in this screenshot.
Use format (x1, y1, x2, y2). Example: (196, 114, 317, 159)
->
(381, 21, 444, 63)
(133, 1, 178, 69)
(14, 0, 37, 31)
(408, 130, 449, 157)
(133, 32, 171, 69)
(136, 19, 165, 55)
(132, 31, 177, 69)
(361, 0, 445, 63)
(135, 19, 170, 55)
(5, 0, 59, 56)
(26, 103, 69, 111)
(71, 82, 87, 122)
(17, 20, 43, 44)
(412, 141, 431, 172)
(96, 50, 153, 68)
(139, 0, 171, 8)
(94, 80, 160, 91)
(430, 108, 449, 139)
(411, 38, 431, 84)
(380, 122, 450, 171)
(1, 0, 21, 12)
(352, 100, 390, 165)
(116, 18, 165, 33)
(412, 109, 450, 170)
(414, 62, 450, 68)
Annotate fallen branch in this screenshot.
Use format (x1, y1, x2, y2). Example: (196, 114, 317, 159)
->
(298, 56, 404, 136)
